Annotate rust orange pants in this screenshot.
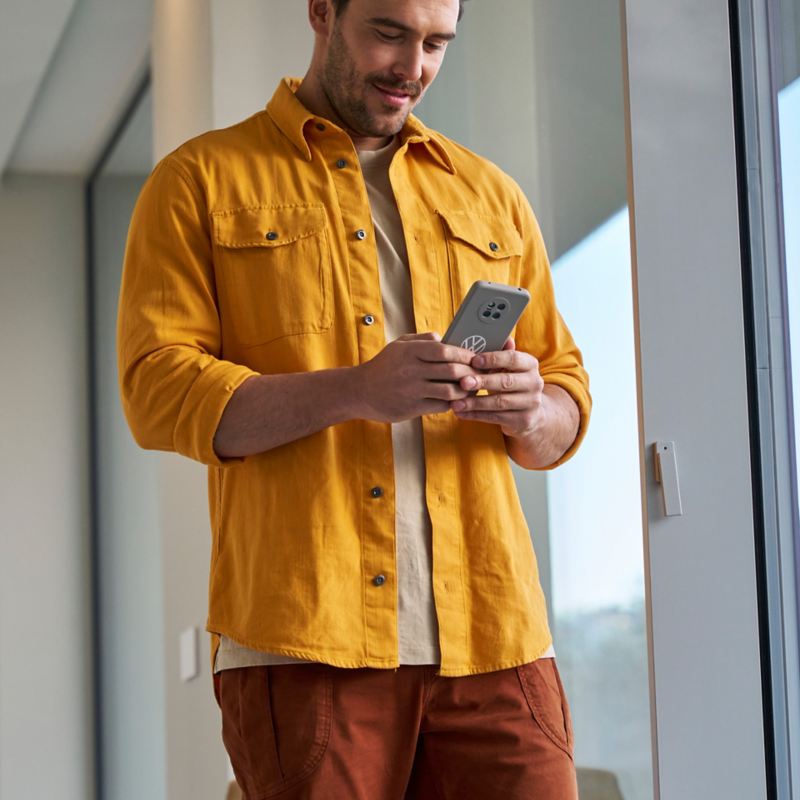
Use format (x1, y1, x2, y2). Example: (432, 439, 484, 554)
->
(213, 659, 577, 800)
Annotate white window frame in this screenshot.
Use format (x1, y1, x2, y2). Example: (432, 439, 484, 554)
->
(622, 0, 780, 795)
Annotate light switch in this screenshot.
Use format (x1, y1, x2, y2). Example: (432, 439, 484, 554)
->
(179, 626, 199, 682)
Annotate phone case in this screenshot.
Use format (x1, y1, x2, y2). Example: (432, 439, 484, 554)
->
(442, 281, 531, 353)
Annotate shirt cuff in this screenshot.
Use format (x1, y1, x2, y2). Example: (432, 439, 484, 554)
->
(538, 375, 592, 469)
(173, 360, 259, 467)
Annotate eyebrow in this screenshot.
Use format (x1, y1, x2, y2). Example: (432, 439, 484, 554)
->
(366, 16, 457, 41)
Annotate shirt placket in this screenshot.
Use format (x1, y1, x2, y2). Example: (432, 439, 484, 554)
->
(316, 128, 399, 663)
(391, 152, 470, 672)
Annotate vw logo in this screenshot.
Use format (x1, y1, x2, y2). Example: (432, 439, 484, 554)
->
(461, 335, 487, 353)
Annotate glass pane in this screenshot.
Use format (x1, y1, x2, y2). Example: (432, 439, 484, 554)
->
(91, 87, 167, 800)
(418, 2, 653, 798)
(778, 3, 800, 572)
(776, 0, 800, 669)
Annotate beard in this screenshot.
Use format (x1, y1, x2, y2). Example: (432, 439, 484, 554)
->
(320, 23, 422, 138)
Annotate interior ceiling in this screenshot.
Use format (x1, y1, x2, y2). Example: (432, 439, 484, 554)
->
(0, 0, 78, 175)
(1, 0, 152, 177)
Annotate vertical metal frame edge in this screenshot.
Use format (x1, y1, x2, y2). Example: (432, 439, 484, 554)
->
(734, 0, 800, 795)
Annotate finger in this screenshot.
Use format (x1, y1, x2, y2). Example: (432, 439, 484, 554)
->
(424, 381, 473, 402)
(470, 349, 537, 373)
(424, 363, 480, 382)
(503, 337, 516, 351)
(452, 391, 535, 414)
(459, 370, 526, 394)
(415, 341, 476, 365)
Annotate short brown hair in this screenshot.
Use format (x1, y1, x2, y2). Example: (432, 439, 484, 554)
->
(331, 0, 467, 22)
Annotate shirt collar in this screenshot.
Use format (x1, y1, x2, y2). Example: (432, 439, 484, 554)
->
(266, 76, 457, 175)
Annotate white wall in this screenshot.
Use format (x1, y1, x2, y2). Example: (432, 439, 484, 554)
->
(152, 0, 213, 160)
(210, 0, 311, 127)
(0, 174, 94, 800)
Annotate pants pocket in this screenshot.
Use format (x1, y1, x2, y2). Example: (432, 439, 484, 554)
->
(218, 665, 333, 798)
(516, 658, 575, 760)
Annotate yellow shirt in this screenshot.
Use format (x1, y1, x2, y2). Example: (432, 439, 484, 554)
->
(117, 77, 591, 677)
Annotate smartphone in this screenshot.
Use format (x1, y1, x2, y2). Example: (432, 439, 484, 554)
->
(442, 281, 530, 353)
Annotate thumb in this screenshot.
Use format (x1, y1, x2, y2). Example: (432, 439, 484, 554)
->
(503, 336, 516, 351)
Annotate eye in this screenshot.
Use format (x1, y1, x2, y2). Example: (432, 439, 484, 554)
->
(376, 30, 402, 42)
(424, 40, 447, 52)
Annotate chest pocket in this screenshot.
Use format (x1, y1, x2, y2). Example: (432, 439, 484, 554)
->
(438, 210, 523, 309)
(212, 205, 333, 348)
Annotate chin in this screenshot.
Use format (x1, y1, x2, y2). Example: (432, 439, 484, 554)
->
(368, 112, 410, 137)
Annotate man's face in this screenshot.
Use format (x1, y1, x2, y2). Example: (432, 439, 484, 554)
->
(320, 0, 459, 140)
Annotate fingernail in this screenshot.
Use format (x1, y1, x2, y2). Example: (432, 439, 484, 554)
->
(463, 376, 477, 389)
(473, 356, 485, 368)
(452, 401, 466, 412)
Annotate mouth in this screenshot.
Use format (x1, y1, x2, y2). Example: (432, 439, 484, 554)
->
(372, 83, 414, 108)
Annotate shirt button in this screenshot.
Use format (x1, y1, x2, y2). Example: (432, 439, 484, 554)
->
(336, 158, 348, 169)
(266, 231, 279, 241)
(363, 314, 376, 326)
(489, 241, 499, 252)
(370, 486, 383, 498)
(356, 229, 367, 240)
(372, 574, 387, 586)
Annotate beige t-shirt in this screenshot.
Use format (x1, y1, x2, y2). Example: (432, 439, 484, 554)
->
(214, 136, 554, 672)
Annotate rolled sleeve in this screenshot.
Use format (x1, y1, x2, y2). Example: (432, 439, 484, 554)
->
(540, 373, 592, 469)
(173, 358, 256, 467)
(117, 155, 259, 468)
(511, 185, 592, 470)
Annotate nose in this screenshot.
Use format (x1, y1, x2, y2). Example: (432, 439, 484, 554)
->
(392, 42, 424, 84)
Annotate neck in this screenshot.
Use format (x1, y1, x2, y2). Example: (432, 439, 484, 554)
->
(294, 71, 394, 152)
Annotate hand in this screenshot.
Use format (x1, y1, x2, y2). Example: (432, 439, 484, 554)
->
(355, 333, 480, 423)
(450, 337, 546, 439)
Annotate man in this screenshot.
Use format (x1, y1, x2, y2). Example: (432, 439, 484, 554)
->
(118, 0, 591, 797)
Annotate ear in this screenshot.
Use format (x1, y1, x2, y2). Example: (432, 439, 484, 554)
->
(308, 0, 335, 37)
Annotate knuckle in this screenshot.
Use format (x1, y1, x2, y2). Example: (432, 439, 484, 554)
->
(501, 372, 515, 390)
(494, 393, 509, 411)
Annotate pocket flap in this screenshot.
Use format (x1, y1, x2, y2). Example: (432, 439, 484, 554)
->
(212, 205, 326, 249)
(438, 210, 523, 259)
